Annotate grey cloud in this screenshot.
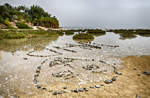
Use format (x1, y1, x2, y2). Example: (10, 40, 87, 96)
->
(0, 0, 150, 29)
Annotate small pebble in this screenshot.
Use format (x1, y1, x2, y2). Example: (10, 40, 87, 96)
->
(83, 88, 88, 91)
(112, 76, 116, 81)
(137, 74, 140, 76)
(116, 72, 122, 75)
(79, 88, 84, 92)
(35, 85, 41, 89)
(90, 86, 94, 89)
(52, 92, 57, 95)
(143, 71, 150, 75)
(95, 85, 100, 88)
(23, 58, 28, 60)
(104, 79, 113, 84)
(63, 87, 67, 89)
(42, 87, 47, 90)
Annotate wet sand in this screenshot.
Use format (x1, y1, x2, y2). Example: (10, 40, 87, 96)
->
(16, 56, 150, 98)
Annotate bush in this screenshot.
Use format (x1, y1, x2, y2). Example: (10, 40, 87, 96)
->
(16, 22, 31, 29)
(65, 30, 74, 35)
(2, 32, 26, 39)
(4, 18, 11, 26)
(73, 33, 94, 40)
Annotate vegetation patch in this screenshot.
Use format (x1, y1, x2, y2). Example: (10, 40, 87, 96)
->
(16, 22, 31, 29)
(65, 30, 74, 35)
(2, 32, 26, 39)
(108, 29, 150, 39)
(73, 33, 94, 40)
(87, 29, 106, 36)
(0, 3, 59, 29)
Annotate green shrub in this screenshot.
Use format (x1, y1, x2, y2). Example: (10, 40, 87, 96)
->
(65, 30, 74, 35)
(73, 33, 94, 40)
(87, 29, 105, 34)
(16, 22, 31, 29)
(4, 18, 11, 27)
(2, 32, 26, 39)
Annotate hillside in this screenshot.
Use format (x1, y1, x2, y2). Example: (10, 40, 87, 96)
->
(0, 3, 59, 29)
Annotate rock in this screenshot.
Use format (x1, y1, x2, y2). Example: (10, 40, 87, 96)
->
(52, 92, 57, 95)
(36, 69, 40, 73)
(104, 79, 113, 84)
(95, 85, 100, 88)
(33, 79, 38, 84)
(42, 87, 47, 90)
(35, 85, 41, 89)
(37, 66, 41, 70)
(90, 86, 94, 89)
(72, 89, 78, 93)
(63, 87, 67, 89)
(143, 71, 150, 75)
(79, 88, 84, 92)
(83, 88, 88, 91)
(137, 74, 141, 76)
(116, 72, 122, 75)
(112, 76, 116, 81)
(34, 74, 39, 78)
(99, 60, 106, 63)
(133, 68, 137, 70)
(23, 58, 28, 60)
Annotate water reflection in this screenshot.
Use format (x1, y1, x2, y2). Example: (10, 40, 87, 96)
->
(0, 36, 59, 52)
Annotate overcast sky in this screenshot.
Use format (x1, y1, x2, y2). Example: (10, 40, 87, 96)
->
(0, 0, 150, 29)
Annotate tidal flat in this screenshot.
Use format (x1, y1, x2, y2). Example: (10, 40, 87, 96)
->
(0, 30, 150, 98)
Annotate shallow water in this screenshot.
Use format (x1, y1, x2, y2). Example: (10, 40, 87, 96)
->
(0, 32, 150, 97)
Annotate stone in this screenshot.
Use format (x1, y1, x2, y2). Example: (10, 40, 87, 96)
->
(63, 87, 67, 89)
(33, 79, 38, 84)
(104, 80, 113, 84)
(90, 86, 94, 89)
(116, 72, 122, 75)
(143, 71, 150, 75)
(52, 92, 57, 95)
(35, 85, 41, 89)
(23, 58, 28, 60)
(79, 88, 84, 92)
(42, 87, 47, 90)
(37, 66, 41, 70)
(72, 89, 78, 93)
(112, 76, 116, 81)
(95, 85, 100, 88)
(137, 74, 141, 76)
(36, 69, 40, 73)
(83, 88, 88, 91)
